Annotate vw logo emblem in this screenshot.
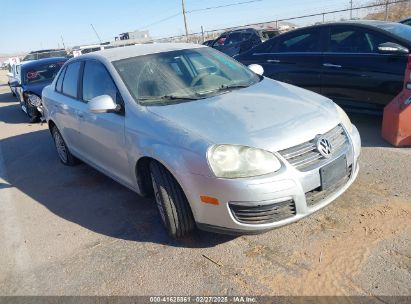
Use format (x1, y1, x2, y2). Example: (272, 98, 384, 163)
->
(316, 136, 332, 158)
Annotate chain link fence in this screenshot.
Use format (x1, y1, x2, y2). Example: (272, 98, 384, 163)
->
(153, 0, 411, 44)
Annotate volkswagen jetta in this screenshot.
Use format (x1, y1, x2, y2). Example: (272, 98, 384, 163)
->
(42, 43, 361, 238)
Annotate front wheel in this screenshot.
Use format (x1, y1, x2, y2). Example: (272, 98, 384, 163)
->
(51, 126, 79, 166)
(150, 161, 195, 238)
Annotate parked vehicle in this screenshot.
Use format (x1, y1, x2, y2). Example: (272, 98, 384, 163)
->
(7, 62, 23, 96)
(202, 39, 215, 46)
(42, 44, 361, 238)
(399, 17, 411, 26)
(237, 20, 411, 112)
(210, 28, 262, 57)
(9, 57, 67, 122)
(23, 49, 68, 61)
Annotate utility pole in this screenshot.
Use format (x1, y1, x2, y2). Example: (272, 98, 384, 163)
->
(349, 0, 353, 20)
(182, 0, 189, 42)
(90, 24, 102, 44)
(201, 26, 205, 43)
(384, 0, 389, 21)
(60, 35, 66, 49)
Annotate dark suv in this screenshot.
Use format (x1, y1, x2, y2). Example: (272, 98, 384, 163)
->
(237, 21, 411, 112)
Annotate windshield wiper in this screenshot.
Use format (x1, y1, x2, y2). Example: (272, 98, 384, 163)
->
(220, 83, 251, 90)
(138, 94, 205, 105)
(197, 83, 252, 96)
(139, 94, 203, 101)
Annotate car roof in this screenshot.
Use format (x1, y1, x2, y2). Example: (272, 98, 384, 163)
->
(301, 19, 404, 30)
(79, 43, 206, 62)
(20, 57, 67, 70)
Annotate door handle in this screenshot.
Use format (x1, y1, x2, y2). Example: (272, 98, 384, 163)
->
(323, 63, 342, 68)
(267, 59, 280, 63)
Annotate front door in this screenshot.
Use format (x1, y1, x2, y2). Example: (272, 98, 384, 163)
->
(76, 60, 131, 186)
(321, 25, 408, 111)
(242, 28, 325, 95)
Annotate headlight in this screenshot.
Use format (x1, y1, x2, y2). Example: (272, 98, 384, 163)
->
(27, 94, 42, 107)
(207, 145, 281, 178)
(336, 105, 353, 133)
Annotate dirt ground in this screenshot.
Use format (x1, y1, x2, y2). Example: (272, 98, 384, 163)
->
(0, 70, 410, 296)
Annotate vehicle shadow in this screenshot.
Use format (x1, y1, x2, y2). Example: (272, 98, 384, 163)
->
(0, 104, 30, 124)
(0, 129, 235, 248)
(0, 91, 15, 102)
(347, 113, 392, 148)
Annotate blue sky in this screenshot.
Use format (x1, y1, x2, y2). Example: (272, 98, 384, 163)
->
(1, 0, 367, 53)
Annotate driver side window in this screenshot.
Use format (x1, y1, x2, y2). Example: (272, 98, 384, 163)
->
(82, 60, 120, 103)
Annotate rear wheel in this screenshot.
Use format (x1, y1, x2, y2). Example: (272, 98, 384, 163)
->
(51, 126, 79, 166)
(150, 161, 195, 238)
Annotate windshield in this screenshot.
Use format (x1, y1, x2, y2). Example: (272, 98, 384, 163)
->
(113, 47, 260, 105)
(23, 50, 67, 61)
(22, 61, 65, 84)
(375, 23, 411, 42)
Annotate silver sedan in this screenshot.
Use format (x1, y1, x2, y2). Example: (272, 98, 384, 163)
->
(42, 43, 361, 238)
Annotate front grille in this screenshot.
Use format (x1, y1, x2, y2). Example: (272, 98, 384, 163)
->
(229, 199, 296, 224)
(279, 125, 348, 171)
(305, 165, 353, 207)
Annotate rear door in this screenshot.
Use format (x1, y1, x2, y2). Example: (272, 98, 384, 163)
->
(321, 25, 408, 111)
(54, 61, 83, 153)
(241, 27, 325, 94)
(76, 60, 130, 185)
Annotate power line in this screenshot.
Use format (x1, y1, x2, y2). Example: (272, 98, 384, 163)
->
(137, 12, 182, 30)
(187, 0, 263, 13)
(137, 0, 265, 30)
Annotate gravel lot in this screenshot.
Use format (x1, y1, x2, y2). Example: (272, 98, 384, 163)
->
(0, 69, 410, 296)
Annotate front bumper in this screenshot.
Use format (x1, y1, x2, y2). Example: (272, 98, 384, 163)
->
(179, 125, 361, 234)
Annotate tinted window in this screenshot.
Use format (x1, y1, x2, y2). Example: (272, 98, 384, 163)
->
(328, 27, 390, 53)
(277, 30, 321, 52)
(62, 61, 81, 98)
(82, 61, 118, 102)
(55, 66, 66, 92)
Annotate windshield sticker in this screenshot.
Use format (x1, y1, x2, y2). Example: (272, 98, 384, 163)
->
(26, 71, 39, 80)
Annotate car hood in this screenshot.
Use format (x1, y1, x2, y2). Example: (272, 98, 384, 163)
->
(147, 78, 341, 152)
(23, 80, 52, 97)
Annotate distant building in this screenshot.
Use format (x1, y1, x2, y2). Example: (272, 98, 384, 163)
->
(115, 30, 151, 43)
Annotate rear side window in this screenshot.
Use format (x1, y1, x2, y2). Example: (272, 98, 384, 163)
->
(82, 60, 118, 102)
(62, 61, 81, 98)
(277, 30, 321, 52)
(55, 66, 66, 93)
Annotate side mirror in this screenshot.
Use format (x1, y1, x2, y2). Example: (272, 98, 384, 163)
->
(88, 95, 120, 113)
(248, 64, 264, 76)
(378, 42, 409, 54)
(9, 81, 20, 88)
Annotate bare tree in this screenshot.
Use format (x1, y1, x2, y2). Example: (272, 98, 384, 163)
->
(365, 0, 411, 21)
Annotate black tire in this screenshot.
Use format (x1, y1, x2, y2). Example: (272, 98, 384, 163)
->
(51, 126, 79, 166)
(150, 161, 195, 238)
